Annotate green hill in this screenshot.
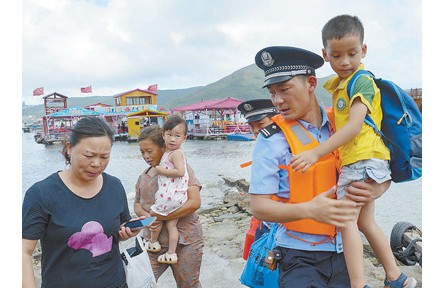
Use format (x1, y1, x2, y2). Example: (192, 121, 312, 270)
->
(160, 64, 334, 108)
(22, 64, 334, 123)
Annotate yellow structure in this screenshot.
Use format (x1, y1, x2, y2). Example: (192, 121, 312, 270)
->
(127, 109, 169, 141)
(110, 88, 168, 141)
(114, 88, 157, 106)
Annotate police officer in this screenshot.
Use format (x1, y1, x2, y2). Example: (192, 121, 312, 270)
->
(247, 46, 391, 287)
(238, 99, 279, 246)
(237, 99, 277, 137)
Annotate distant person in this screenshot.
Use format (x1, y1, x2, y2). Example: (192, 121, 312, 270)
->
(146, 115, 189, 265)
(249, 45, 392, 288)
(238, 99, 278, 240)
(22, 116, 143, 288)
(143, 117, 150, 127)
(290, 15, 416, 288)
(134, 125, 203, 287)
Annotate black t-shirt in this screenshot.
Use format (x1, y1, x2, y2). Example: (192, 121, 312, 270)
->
(22, 172, 132, 288)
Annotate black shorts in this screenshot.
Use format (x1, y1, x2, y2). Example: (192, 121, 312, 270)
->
(277, 247, 350, 288)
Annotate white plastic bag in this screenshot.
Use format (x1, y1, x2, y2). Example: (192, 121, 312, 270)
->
(120, 235, 157, 288)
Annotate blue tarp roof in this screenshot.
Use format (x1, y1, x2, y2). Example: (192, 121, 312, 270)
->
(47, 107, 101, 117)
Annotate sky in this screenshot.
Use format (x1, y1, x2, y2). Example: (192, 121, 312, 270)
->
(20, 0, 423, 106)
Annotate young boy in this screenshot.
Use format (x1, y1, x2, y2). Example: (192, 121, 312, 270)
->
(291, 15, 417, 288)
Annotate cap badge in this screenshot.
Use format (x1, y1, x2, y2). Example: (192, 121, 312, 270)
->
(261, 51, 274, 67)
(243, 103, 254, 111)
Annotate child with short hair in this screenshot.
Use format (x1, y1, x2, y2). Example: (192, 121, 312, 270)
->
(146, 114, 189, 265)
(290, 14, 417, 288)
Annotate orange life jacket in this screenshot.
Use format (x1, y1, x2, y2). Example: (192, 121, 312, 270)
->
(271, 113, 339, 238)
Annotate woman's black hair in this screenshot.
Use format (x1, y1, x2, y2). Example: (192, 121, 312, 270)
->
(62, 116, 114, 164)
(138, 125, 165, 148)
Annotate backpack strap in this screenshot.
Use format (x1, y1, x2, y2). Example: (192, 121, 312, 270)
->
(346, 70, 383, 137)
(347, 71, 408, 162)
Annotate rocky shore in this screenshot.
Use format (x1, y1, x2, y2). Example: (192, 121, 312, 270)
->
(31, 177, 422, 287)
(193, 177, 422, 288)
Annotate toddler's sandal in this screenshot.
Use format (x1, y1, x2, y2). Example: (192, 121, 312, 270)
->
(157, 252, 178, 264)
(384, 273, 417, 288)
(146, 241, 161, 252)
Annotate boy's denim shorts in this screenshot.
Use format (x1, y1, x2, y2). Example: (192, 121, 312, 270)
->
(336, 158, 391, 199)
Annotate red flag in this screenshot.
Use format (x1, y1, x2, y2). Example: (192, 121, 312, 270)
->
(33, 87, 44, 96)
(147, 84, 158, 93)
(81, 86, 92, 93)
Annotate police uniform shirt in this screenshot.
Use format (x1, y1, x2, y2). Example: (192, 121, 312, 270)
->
(249, 107, 343, 253)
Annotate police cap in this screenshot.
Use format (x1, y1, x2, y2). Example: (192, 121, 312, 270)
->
(237, 99, 277, 123)
(255, 46, 324, 88)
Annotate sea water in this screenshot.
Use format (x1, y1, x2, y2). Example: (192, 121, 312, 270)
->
(21, 132, 422, 236)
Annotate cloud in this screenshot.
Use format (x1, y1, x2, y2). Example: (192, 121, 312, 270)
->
(22, 0, 422, 105)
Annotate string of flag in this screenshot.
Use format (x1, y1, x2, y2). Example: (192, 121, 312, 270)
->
(33, 87, 44, 96)
(32, 83, 158, 96)
(147, 84, 158, 93)
(80, 86, 92, 93)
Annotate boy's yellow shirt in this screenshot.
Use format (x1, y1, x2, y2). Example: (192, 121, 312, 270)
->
(324, 64, 390, 167)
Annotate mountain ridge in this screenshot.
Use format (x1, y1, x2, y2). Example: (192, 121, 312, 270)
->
(22, 64, 334, 122)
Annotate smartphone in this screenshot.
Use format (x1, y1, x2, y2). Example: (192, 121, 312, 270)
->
(124, 216, 157, 230)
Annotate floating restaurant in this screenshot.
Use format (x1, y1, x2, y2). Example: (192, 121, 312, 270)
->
(171, 97, 252, 140)
(35, 88, 167, 145)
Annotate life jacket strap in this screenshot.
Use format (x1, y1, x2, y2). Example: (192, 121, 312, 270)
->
(240, 161, 252, 168)
(285, 230, 337, 246)
(278, 164, 290, 171)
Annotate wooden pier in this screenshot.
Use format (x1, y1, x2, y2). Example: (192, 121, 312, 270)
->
(188, 133, 228, 140)
(407, 88, 422, 112)
(186, 124, 252, 140)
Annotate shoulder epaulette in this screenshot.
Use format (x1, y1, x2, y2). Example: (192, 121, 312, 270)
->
(259, 123, 281, 138)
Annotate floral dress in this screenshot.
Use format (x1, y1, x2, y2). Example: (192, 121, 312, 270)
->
(150, 150, 189, 216)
